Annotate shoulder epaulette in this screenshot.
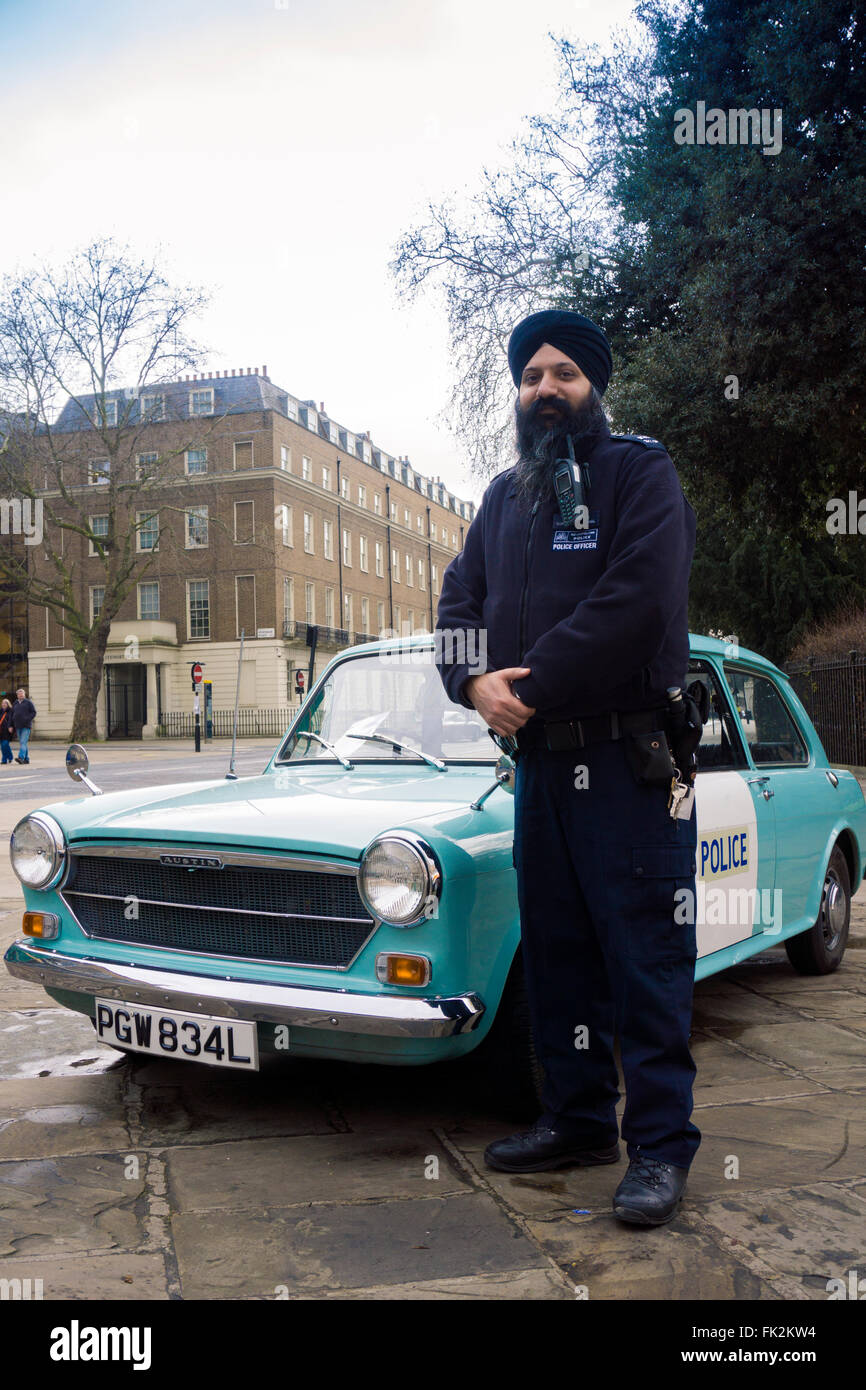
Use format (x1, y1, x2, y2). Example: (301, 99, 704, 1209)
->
(609, 433, 666, 450)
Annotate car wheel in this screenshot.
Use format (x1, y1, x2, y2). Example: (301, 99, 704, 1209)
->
(784, 844, 851, 975)
(470, 948, 544, 1120)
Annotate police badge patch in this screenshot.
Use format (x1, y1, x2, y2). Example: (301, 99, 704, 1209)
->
(552, 513, 600, 551)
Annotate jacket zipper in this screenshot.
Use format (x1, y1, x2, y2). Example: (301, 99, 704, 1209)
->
(517, 498, 540, 661)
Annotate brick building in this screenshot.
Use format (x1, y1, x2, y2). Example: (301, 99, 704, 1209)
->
(26, 366, 476, 738)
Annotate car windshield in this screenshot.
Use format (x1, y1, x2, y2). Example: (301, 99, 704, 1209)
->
(274, 647, 495, 764)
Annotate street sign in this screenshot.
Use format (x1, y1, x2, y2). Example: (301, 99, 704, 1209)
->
(191, 662, 203, 685)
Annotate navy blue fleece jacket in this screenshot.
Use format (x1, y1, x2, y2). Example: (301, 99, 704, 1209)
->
(435, 422, 696, 722)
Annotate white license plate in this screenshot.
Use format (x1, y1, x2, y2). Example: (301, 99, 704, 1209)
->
(95, 999, 259, 1070)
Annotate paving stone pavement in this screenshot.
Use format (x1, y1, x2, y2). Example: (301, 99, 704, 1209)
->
(0, 762, 865, 1300)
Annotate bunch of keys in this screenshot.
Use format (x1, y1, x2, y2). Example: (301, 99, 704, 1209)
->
(668, 766, 695, 820)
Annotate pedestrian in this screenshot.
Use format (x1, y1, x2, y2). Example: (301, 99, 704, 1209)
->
(0, 698, 14, 764)
(435, 308, 702, 1225)
(12, 686, 36, 764)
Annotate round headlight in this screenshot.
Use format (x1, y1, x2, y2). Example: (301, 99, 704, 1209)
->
(10, 813, 67, 890)
(359, 834, 441, 926)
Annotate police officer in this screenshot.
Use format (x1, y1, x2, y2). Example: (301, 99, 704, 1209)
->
(435, 309, 700, 1225)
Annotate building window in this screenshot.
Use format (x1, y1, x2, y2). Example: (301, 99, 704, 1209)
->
(361, 597, 369, 634)
(280, 444, 291, 471)
(136, 451, 158, 481)
(432, 563, 438, 591)
(303, 511, 314, 553)
(392, 547, 399, 581)
(90, 586, 105, 623)
(341, 476, 349, 500)
(89, 514, 109, 556)
(394, 604, 401, 629)
(322, 465, 331, 490)
(405, 553, 413, 586)
(324, 587, 335, 628)
(187, 580, 210, 638)
(451, 532, 457, 547)
(234, 440, 253, 470)
(441, 525, 447, 543)
(403, 507, 410, 526)
(305, 581, 315, 625)
(283, 576, 294, 626)
(89, 458, 110, 485)
(417, 515, 423, 532)
(377, 601, 385, 632)
(375, 541, 383, 577)
(342, 528, 351, 566)
(278, 503, 293, 547)
(190, 387, 214, 416)
(186, 448, 207, 475)
(302, 456, 311, 481)
(136, 511, 159, 552)
(235, 574, 256, 639)
(140, 393, 165, 422)
(186, 505, 209, 548)
(344, 592, 353, 634)
(418, 558, 425, 590)
(359, 535, 368, 572)
(323, 518, 333, 560)
(100, 399, 117, 427)
(374, 493, 382, 515)
(138, 581, 159, 620)
(358, 485, 366, 508)
(234, 500, 254, 544)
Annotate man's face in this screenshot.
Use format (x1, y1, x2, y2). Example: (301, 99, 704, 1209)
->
(518, 343, 592, 417)
(16, 689, 24, 699)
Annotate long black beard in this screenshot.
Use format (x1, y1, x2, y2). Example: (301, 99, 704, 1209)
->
(512, 391, 607, 511)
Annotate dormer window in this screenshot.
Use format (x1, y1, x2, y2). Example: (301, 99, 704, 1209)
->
(190, 387, 214, 417)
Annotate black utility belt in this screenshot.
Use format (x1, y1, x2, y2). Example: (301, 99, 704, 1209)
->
(515, 708, 669, 753)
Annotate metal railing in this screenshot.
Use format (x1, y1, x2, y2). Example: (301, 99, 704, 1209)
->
(156, 708, 297, 739)
(785, 653, 865, 767)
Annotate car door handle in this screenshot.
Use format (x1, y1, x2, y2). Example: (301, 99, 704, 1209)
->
(747, 776, 774, 799)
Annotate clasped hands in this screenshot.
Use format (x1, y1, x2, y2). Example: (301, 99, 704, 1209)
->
(464, 668, 536, 738)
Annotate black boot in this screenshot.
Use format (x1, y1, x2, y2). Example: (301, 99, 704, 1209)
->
(485, 1120, 620, 1173)
(613, 1152, 688, 1225)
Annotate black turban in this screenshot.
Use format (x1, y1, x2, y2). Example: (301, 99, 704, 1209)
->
(507, 309, 613, 395)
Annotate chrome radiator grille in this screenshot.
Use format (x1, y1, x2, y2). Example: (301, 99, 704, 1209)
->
(61, 849, 375, 969)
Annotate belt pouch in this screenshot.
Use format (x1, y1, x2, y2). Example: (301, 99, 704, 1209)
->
(625, 729, 677, 786)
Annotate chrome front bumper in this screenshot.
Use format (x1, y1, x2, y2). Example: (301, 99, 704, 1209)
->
(3, 942, 485, 1039)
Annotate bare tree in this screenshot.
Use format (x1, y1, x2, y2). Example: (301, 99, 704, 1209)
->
(0, 237, 238, 739)
(390, 27, 660, 479)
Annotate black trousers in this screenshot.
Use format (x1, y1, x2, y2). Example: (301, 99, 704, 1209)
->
(512, 737, 701, 1169)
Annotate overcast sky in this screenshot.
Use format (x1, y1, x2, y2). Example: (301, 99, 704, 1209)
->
(1, 0, 636, 503)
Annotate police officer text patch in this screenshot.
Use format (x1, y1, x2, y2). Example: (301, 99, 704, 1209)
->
(553, 513, 599, 551)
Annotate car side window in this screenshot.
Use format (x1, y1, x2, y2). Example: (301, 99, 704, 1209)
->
(723, 666, 808, 766)
(686, 661, 748, 771)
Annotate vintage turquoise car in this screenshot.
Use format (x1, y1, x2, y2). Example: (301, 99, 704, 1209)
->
(4, 633, 865, 1112)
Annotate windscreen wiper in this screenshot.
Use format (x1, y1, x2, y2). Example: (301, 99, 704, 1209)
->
(344, 733, 446, 771)
(292, 730, 354, 770)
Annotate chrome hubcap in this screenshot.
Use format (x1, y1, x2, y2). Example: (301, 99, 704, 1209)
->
(821, 873, 846, 950)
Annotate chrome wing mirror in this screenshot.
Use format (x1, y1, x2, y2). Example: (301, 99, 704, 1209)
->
(66, 743, 103, 796)
(470, 754, 515, 810)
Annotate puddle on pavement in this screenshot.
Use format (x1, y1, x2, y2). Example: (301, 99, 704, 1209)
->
(0, 1008, 126, 1079)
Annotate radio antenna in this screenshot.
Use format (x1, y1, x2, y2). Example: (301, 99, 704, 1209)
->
(226, 628, 245, 779)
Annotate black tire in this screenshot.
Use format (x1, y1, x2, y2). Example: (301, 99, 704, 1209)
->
(784, 843, 851, 975)
(469, 948, 544, 1120)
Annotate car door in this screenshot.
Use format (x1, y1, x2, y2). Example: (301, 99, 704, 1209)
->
(687, 658, 777, 957)
(722, 663, 828, 938)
